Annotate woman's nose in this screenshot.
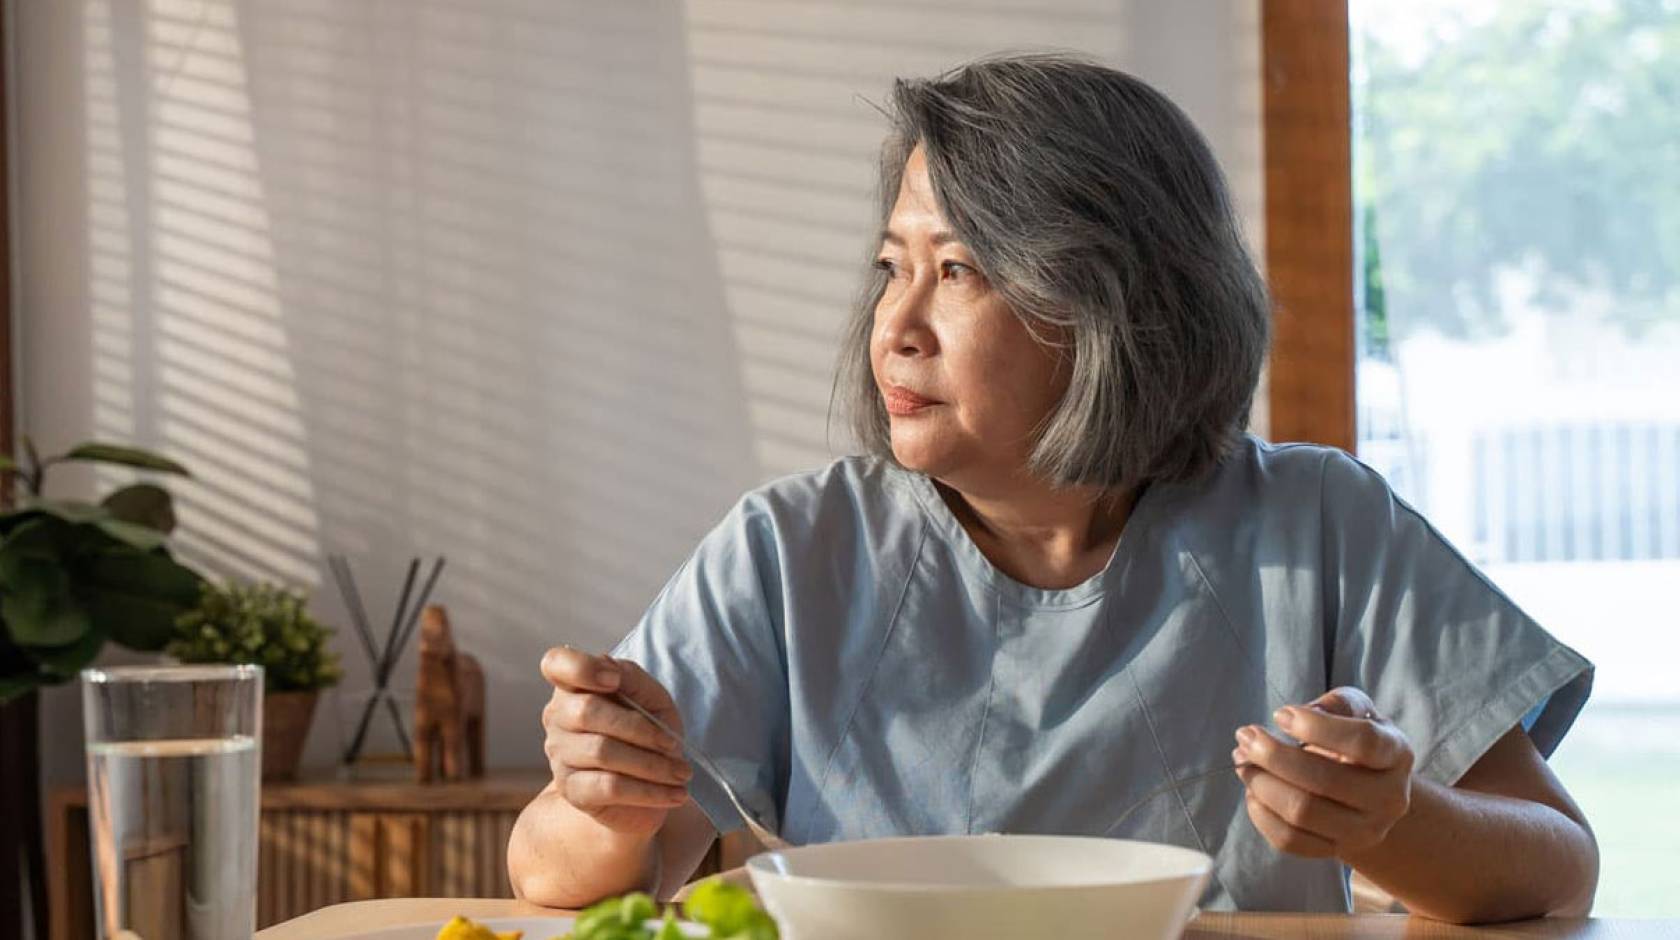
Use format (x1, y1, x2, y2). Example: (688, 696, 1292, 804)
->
(877, 273, 936, 355)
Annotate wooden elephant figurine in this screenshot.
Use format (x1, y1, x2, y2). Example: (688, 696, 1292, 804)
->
(413, 604, 486, 782)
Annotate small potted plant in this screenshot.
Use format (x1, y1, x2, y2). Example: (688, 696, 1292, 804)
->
(169, 580, 343, 780)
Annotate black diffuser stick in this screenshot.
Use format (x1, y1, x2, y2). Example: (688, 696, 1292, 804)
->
(329, 554, 379, 667)
(380, 558, 420, 679)
(388, 556, 448, 673)
(374, 556, 421, 760)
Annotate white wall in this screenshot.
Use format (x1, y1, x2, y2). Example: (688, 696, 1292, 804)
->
(13, 0, 1265, 788)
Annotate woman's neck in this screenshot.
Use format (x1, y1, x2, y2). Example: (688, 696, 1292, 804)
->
(934, 473, 1143, 590)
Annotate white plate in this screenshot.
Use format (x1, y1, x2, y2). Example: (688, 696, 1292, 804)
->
(341, 917, 707, 940)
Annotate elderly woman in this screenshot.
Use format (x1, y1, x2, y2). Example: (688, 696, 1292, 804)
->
(508, 54, 1597, 922)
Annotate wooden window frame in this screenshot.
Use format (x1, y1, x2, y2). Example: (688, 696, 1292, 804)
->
(0, 0, 13, 494)
(1261, 0, 1355, 452)
(0, 6, 38, 938)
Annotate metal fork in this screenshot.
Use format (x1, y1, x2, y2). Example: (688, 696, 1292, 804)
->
(612, 692, 794, 850)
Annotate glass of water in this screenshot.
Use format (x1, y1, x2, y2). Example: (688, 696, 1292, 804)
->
(82, 665, 263, 940)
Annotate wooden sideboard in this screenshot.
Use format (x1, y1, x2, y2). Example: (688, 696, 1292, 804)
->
(50, 772, 521, 939)
(50, 771, 745, 940)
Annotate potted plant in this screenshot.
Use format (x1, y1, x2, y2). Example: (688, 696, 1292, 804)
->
(168, 580, 343, 779)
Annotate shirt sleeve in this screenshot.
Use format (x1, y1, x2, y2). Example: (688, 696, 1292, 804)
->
(1320, 449, 1594, 786)
(610, 495, 790, 836)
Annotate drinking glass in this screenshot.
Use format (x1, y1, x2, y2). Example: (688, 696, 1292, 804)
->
(82, 664, 263, 940)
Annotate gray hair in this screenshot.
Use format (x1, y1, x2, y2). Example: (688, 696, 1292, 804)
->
(834, 52, 1271, 489)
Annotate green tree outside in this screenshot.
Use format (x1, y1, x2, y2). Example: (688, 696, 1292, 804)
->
(1354, 0, 1680, 344)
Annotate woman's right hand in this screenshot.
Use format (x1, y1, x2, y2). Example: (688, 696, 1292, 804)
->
(540, 647, 693, 838)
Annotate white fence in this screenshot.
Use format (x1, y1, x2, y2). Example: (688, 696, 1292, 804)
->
(1360, 422, 1680, 566)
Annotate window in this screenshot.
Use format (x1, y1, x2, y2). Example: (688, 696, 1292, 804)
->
(1351, 0, 1680, 916)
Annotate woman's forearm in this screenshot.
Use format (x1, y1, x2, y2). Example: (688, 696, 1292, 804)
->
(507, 784, 661, 908)
(1341, 775, 1598, 923)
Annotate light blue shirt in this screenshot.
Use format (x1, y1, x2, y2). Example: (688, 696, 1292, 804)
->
(613, 435, 1593, 912)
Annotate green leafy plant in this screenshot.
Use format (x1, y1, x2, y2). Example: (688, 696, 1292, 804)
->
(169, 580, 342, 692)
(563, 878, 779, 940)
(0, 437, 206, 702)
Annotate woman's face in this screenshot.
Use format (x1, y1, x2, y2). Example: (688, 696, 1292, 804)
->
(870, 145, 1069, 489)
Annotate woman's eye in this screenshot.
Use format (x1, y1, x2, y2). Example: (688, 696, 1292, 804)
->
(873, 258, 899, 277)
(941, 260, 976, 281)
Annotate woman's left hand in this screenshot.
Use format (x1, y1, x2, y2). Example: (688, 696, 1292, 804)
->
(1233, 686, 1415, 860)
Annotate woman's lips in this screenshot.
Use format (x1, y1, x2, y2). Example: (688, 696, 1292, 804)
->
(884, 385, 940, 416)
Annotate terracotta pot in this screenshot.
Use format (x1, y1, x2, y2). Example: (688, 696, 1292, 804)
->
(262, 689, 319, 781)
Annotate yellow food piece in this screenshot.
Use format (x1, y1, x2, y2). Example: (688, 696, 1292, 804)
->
(435, 914, 523, 940)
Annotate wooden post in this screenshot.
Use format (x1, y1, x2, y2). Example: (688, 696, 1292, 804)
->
(1261, 0, 1356, 451)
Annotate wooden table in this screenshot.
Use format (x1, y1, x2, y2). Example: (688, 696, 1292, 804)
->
(256, 898, 1678, 938)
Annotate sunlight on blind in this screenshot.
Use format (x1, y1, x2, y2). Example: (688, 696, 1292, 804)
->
(87, 0, 324, 586)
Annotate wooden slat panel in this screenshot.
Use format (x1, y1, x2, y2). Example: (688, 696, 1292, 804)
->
(277, 810, 297, 924)
(494, 811, 517, 897)
(433, 813, 459, 897)
(347, 814, 380, 902)
(329, 811, 348, 906)
(479, 813, 498, 898)
(380, 814, 428, 898)
(415, 814, 436, 897)
(307, 812, 329, 914)
(258, 812, 278, 927)
(456, 809, 477, 893)
(464, 813, 481, 898)
(314, 812, 331, 907)
(383, 816, 411, 898)
(1261, 0, 1355, 450)
(279, 813, 295, 923)
(322, 812, 346, 906)
(277, 813, 294, 923)
(290, 812, 310, 921)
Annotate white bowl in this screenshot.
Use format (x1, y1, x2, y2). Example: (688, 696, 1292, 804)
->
(746, 834, 1210, 940)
